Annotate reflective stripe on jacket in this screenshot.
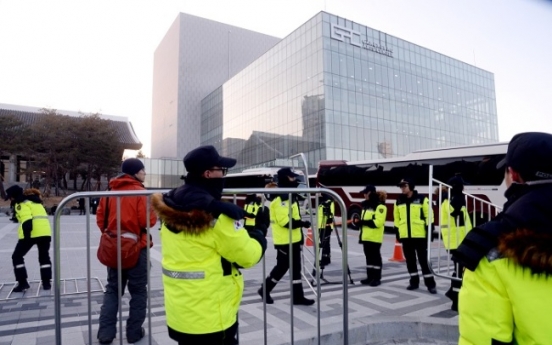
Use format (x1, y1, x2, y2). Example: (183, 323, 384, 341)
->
(244, 203, 260, 227)
(459, 253, 552, 345)
(393, 194, 432, 239)
(16, 200, 51, 239)
(271, 196, 302, 245)
(360, 204, 387, 243)
(161, 213, 263, 335)
(440, 199, 472, 250)
(317, 200, 334, 230)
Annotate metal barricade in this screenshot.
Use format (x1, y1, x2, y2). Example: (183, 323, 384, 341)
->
(51, 187, 350, 345)
(427, 166, 502, 281)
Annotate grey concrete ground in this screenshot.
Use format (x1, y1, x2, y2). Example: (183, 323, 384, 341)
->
(0, 213, 459, 345)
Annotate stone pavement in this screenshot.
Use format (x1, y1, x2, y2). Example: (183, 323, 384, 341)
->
(0, 214, 459, 345)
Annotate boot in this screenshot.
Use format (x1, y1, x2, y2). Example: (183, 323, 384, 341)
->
(369, 268, 381, 287)
(292, 283, 315, 305)
(258, 277, 277, 304)
(360, 267, 372, 285)
(40, 265, 52, 289)
(13, 281, 30, 292)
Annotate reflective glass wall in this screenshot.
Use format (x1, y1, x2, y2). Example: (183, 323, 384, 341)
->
(201, 12, 498, 170)
(140, 158, 186, 189)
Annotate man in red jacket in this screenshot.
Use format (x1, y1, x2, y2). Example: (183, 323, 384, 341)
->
(96, 158, 157, 344)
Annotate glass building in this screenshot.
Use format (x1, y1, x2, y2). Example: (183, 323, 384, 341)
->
(199, 12, 498, 171)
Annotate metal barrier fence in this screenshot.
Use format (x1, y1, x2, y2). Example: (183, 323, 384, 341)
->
(52, 187, 349, 345)
(427, 166, 503, 281)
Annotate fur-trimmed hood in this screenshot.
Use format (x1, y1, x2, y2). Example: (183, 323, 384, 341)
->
(376, 190, 387, 203)
(498, 229, 552, 275)
(151, 193, 213, 235)
(15, 188, 43, 204)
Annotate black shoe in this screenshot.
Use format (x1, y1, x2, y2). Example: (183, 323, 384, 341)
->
(13, 282, 30, 292)
(127, 327, 145, 343)
(428, 287, 437, 294)
(444, 288, 453, 300)
(293, 297, 315, 306)
(360, 278, 372, 285)
(98, 338, 113, 345)
(42, 282, 51, 290)
(406, 284, 419, 291)
(258, 288, 273, 304)
(369, 280, 381, 287)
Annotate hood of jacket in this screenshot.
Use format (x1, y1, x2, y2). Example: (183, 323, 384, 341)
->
(108, 174, 145, 190)
(15, 188, 43, 204)
(497, 181, 552, 275)
(151, 183, 246, 235)
(361, 190, 387, 208)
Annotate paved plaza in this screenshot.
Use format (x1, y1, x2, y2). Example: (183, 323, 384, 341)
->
(0, 213, 459, 345)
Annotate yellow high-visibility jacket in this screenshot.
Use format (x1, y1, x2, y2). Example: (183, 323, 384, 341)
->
(244, 202, 260, 227)
(271, 196, 302, 245)
(394, 192, 432, 239)
(317, 200, 334, 230)
(440, 199, 472, 250)
(152, 193, 264, 336)
(15, 189, 51, 239)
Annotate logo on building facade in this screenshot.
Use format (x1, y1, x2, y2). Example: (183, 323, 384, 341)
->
(330, 24, 393, 58)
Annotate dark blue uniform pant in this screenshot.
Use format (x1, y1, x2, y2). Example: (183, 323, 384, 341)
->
(12, 236, 51, 284)
(401, 238, 436, 288)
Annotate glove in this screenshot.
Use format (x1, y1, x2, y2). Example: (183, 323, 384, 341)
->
(255, 207, 270, 236)
(301, 220, 311, 228)
(430, 224, 438, 242)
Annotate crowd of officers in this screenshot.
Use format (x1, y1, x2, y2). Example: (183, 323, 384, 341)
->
(5, 132, 552, 344)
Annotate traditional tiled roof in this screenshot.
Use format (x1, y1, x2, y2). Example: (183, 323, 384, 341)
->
(0, 105, 142, 150)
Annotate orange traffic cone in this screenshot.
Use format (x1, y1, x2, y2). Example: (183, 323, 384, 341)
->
(305, 228, 314, 247)
(388, 240, 406, 262)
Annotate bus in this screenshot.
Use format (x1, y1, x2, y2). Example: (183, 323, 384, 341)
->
(316, 142, 508, 229)
(223, 167, 308, 207)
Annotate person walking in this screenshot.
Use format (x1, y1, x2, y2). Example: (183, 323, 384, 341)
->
(78, 197, 85, 215)
(439, 176, 472, 311)
(151, 145, 267, 345)
(355, 185, 387, 286)
(258, 167, 315, 306)
(317, 193, 335, 266)
(5, 185, 52, 292)
(243, 193, 269, 236)
(393, 177, 437, 294)
(454, 132, 552, 344)
(96, 158, 158, 344)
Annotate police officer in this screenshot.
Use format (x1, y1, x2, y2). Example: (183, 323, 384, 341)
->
(394, 177, 437, 293)
(243, 194, 269, 236)
(258, 167, 315, 306)
(5, 185, 52, 292)
(152, 145, 267, 345)
(317, 193, 335, 266)
(454, 132, 552, 344)
(355, 185, 387, 286)
(440, 176, 472, 311)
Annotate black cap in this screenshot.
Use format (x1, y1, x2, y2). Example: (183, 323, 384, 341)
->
(183, 145, 237, 174)
(447, 175, 468, 186)
(397, 177, 415, 189)
(4, 185, 23, 201)
(359, 185, 376, 194)
(277, 167, 299, 181)
(121, 158, 145, 175)
(497, 132, 552, 180)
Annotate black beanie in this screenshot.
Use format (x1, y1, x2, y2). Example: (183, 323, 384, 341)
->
(121, 158, 145, 175)
(4, 185, 23, 201)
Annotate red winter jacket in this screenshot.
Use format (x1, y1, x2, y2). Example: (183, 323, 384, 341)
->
(96, 174, 157, 248)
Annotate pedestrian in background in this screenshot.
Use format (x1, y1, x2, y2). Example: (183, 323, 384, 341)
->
(455, 132, 552, 344)
(393, 177, 437, 294)
(355, 185, 387, 287)
(317, 193, 335, 266)
(5, 185, 52, 292)
(96, 158, 157, 344)
(152, 145, 267, 345)
(258, 167, 315, 306)
(439, 176, 472, 311)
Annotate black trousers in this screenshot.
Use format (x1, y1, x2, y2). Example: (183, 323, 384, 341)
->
(401, 238, 435, 288)
(448, 249, 463, 299)
(362, 241, 382, 281)
(264, 243, 306, 300)
(12, 236, 52, 283)
(171, 321, 238, 345)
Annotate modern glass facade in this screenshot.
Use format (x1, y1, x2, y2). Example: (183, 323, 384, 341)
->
(140, 157, 186, 189)
(201, 11, 498, 171)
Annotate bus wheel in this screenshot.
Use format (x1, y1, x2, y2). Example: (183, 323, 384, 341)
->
(348, 206, 361, 230)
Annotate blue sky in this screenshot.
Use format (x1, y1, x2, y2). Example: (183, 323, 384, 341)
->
(0, 0, 550, 157)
